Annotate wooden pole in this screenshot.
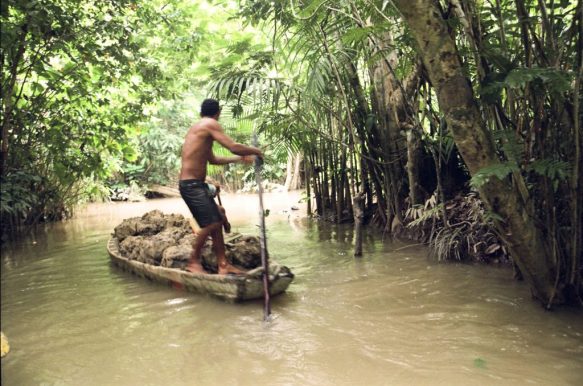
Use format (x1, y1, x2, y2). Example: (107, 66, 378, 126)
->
(253, 133, 271, 321)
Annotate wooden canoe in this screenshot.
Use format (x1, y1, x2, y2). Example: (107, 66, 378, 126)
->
(107, 237, 294, 301)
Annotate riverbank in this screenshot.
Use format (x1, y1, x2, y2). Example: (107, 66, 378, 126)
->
(77, 190, 308, 227)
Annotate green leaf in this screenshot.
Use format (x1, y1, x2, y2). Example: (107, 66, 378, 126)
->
(504, 68, 573, 93)
(470, 162, 519, 188)
(299, 0, 328, 18)
(342, 26, 375, 45)
(527, 159, 571, 181)
(505, 68, 539, 88)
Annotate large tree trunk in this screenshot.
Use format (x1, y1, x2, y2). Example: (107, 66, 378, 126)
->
(406, 128, 425, 206)
(368, 32, 409, 224)
(393, 0, 558, 306)
(290, 153, 302, 190)
(284, 151, 303, 191)
(284, 151, 294, 191)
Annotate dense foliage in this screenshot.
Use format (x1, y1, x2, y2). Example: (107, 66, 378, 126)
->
(0, 0, 274, 231)
(206, 0, 581, 306)
(1, 1, 162, 226)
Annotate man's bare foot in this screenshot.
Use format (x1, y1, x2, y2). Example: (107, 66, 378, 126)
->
(218, 262, 246, 275)
(185, 260, 206, 274)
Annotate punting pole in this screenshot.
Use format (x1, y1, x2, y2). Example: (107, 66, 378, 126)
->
(253, 133, 271, 321)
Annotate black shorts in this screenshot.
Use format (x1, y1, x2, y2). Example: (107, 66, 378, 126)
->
(179, 179, 222, 228)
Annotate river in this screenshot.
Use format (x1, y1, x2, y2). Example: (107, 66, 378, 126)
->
(1, 193, 582, 385)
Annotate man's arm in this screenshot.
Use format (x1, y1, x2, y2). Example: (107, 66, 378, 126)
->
(207, 120, 263, 157)
(209, 153, 253, 165)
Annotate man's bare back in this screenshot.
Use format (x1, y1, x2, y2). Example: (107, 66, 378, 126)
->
(180, 117, 261, 181)
(180, 118, 217, 181)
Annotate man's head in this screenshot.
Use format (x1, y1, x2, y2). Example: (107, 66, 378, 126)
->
(200, 98, 221, 119)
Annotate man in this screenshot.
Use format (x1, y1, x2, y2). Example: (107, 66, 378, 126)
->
(179, 98, 262, 274)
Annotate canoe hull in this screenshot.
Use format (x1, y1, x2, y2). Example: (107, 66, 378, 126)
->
(107, 238, 293, 302)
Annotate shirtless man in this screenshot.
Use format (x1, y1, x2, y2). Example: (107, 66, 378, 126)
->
(179, 99, 262, 274)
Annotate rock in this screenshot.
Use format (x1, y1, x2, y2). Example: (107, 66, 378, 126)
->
(119, 236, 157, 265)
(161, 244, 191, 269)
(159, 226, 191, 242)
(113, 210, 264, 273)
(113, 218, 140, 241)
(120, 231, 185, 265)
(141, 209, 164, 223)
(113, 212, 166, 241)
(199, 236, 262, 273)
(135, 221, 164, 238)
(179, 233, 196, 247)
(164, 213, 189, 229)
(142, 233, 179, 263)
(119, 235, 143, 258)
(160, 233, 201, 269)
(226, 236, 261, 269)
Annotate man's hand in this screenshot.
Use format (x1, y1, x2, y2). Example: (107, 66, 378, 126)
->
(240, 155, 255, 165)
(257, 146, 267, 160)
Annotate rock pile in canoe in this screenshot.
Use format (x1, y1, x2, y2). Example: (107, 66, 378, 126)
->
(112, 209, 267, 272)
(108, 210, 294, 301)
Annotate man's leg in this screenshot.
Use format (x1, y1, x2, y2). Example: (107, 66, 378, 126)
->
(209, 222, 245, 275)
(217, 205, 231, 233)
(186, 225, 213, 273)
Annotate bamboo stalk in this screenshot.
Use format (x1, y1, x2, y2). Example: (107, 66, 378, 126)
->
(305, 156, 312, 216)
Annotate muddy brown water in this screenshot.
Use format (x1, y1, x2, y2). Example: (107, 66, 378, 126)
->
(1, 193, 582, 385)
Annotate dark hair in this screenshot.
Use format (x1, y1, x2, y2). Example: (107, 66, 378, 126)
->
(200, 99, 221, 117)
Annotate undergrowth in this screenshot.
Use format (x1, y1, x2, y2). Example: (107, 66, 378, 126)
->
(405, 192, 510, 264)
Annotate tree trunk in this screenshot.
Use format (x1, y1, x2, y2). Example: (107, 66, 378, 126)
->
(368, 31, 408, 222)
(393, 0, 558, 306)
(290, 153, 302, 190)
(284, 151, 294, 191)
(305, 158, 312, 216)
(406, 127, 425, 206)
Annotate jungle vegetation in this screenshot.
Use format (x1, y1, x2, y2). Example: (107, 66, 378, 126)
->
(1, 0, 581, 307)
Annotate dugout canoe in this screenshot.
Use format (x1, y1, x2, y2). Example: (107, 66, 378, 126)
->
(107, 237, 294, 301)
